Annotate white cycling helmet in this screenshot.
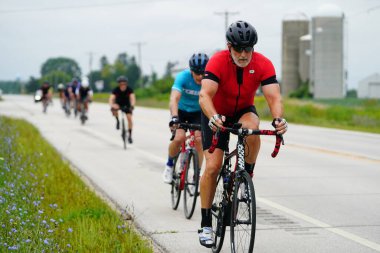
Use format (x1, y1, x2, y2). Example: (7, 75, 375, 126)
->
(57, 83, 65, 89)
(81, 78, 90, 88)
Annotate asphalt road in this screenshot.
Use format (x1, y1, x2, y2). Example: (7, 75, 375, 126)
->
(1, 95, 380, 253)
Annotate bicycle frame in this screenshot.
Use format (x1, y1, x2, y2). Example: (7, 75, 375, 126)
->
(171, 123, 199, 190)
(209, 124, 284, 252)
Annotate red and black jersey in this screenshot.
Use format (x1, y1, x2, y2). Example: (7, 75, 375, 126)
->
(203, 50, 278, 117)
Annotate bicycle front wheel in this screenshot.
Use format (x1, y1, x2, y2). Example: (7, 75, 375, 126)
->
(121, 118, 127, 150)
(183, 150, 199, 219)
(211, 173, 226, 253)
(171, 153, 182, 210)
(230, 171, 256, 253)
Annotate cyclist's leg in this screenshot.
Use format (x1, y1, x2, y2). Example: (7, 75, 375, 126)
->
(163, 128, 185, 183)
(126, 112, 133, 143)
(194, 130, 203, 167)
(169, 129, 185, 158)
(111, 104, 120, 129)
(237, 106, 260, 176)
(200, 149, 224, 209)
(199, 112, 229, 238)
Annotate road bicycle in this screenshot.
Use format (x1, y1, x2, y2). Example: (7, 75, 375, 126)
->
(120, 108, 127, 150)
(79, 100, 88, 125)
(170, 122, 202, 219)
(209, 123, 284, 253)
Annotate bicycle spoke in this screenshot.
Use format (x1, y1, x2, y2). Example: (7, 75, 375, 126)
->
(231, 172, 256, 253)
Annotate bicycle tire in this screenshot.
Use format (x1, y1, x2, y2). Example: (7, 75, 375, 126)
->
(211, 173, 226, 253)
(230, 171, 256, 253)
(121, 117, 127, 150)
(183, 150, 199, 219)
(171, 153, 182, 210)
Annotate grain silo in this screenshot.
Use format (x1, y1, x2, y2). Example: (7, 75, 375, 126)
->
(281, 13, 309, 96)
(299, 34, 311, 85)
(310, 4, 345, 98)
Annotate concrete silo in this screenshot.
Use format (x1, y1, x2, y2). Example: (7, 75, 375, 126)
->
(281, 13, 309, 96)
(299, 34, 311, 86)
(310, 4, 345, 98)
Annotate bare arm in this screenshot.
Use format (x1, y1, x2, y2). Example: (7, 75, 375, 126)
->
(262, 83, 283, 118)
(109, 94, 116, 107)
(169, 90, 181, 116)
(199, 79, 219, 119)
(130, 93, 136, 108)
(199, 79, 225, 130)
(262, 83, 287, 134)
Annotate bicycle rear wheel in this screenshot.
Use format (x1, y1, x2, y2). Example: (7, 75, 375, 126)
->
(211, 173, 226, 253)
(171, 153, 182, 210)
(230, 171, 256, 253)
(183, 150, 199, 219)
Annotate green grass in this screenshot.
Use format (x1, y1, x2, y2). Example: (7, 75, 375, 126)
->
(0, 116, 153, 252)
(254, 97, 380, 133)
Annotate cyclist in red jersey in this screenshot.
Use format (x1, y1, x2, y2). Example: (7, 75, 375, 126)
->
(197, 20, 288, 247)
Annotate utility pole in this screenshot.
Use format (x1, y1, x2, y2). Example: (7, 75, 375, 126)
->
(214, 10, 240, 31)
(86, 52, 94, 84)
(131, 42, 146, 75)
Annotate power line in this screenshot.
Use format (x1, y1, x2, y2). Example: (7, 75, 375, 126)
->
(0, 0, 174, 14)
(214, 10, 240, 31)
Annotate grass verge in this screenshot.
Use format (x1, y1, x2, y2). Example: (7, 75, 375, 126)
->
(0, 116, 153, 252)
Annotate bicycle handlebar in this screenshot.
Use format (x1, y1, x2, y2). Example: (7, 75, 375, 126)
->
(208, 126, 284, 158)
(170, 123, 201, 141)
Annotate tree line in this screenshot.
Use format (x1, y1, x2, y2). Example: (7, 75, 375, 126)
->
(0, 52, 178, 98)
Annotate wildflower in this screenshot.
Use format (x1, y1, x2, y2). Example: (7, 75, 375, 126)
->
(11, 228, 17, 233)
(67, 244, 71, 248)
(50, 219, 56, 223)
(43, 239, 49, 245)
(38, 210, 44, 214)
(48, 230, 53, 233)
(68, 228, 73, 233)
(42, 220, 47, 224)
(25, 239, 31, 243)
(8, 245, 18, 250)
(9, 218, 14, 223)
(44, 173, 48, 177)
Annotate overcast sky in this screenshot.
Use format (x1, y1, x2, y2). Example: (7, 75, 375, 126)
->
(1, 0, 379, 89)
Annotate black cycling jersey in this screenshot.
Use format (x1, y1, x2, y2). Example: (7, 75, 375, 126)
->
(78, 87, 92, 99)
(112, 86, 134, 107)
(40, 85, 50, 96)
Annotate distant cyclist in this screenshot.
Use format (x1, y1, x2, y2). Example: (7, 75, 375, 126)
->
(39, 81, 52, 112)
(109, 76, 136, 144)
(70, 78, 80, 116)
(76, 78, 93, 119)
(162, 53, 209, 183)
(57, 83, 65, 108)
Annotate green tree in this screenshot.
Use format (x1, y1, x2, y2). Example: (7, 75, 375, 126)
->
(41, 71, 71, 90)
(41, 57, 81, 78)
(25, 77, 40, 93)
(100, 56, 109, 69)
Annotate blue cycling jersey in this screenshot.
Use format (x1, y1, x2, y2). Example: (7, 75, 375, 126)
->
(172, 69, 201, 112)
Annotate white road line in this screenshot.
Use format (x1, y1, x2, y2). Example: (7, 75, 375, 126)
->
(257, 197, 380, 252)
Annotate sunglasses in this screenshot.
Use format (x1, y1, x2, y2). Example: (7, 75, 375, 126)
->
(232, 46, 254, 53)
(193, 71, 205, 76)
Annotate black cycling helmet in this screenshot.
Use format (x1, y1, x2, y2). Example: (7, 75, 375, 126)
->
(117, 75, 128, 83)
(226, 20, 258, 47)
(189, 53, 209, 74)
